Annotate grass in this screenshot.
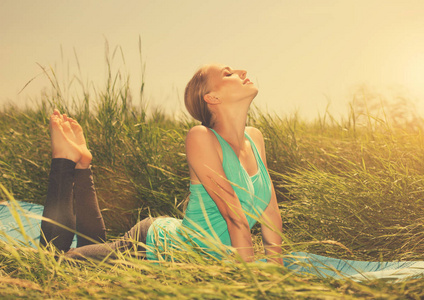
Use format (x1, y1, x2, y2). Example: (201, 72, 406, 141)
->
(1, 47, 424, 298)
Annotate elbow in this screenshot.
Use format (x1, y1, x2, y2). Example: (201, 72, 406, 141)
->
(269, 210, 283, 230)
(274, 210, 283, 229)
(276, 216, 283, 230)
(226, 214, 250, 231)
(224, 209, 250, 234)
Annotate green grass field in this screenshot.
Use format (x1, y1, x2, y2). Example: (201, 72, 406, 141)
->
(1, 57, 424, 298)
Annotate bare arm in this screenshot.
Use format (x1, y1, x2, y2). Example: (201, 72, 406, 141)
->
(186, 126, 254, 262)
(246, 127, 283, 265)
(261, 180, 283, 264)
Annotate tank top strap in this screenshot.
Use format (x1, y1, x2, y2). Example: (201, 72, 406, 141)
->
(209, 128, 234, 157)
(244, 131, 264, 168)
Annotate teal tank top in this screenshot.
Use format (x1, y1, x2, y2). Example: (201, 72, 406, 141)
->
(146, 129, 272, 260)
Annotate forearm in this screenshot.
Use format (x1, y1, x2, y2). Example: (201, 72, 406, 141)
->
(227, 217, 255, 262)
(235, 244, 255, 262)
(264, 243, 283, 265)
(261, 208, 284, 265)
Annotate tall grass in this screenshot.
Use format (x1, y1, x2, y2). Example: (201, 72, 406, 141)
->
(1, 45, 424, 298)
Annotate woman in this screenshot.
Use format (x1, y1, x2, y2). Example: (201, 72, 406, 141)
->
(41, 64, 283, 264)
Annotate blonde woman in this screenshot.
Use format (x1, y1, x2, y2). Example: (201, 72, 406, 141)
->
(41, 64, 283, 264)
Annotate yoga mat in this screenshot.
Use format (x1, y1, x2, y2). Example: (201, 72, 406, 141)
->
(2, 201, 423, 282)
(0, 200, 77, 248)
(280, 252, 424, 282)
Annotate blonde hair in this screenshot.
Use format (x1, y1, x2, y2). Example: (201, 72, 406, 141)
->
(184, 65, 214, 127)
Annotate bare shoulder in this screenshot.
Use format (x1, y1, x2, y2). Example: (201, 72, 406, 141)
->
(185, 125, 223, 172)
(185, 125, 220, 157)
(245, 126, 267, 160)
(186, 125, 216, 144)
(245, 126, 265, 147)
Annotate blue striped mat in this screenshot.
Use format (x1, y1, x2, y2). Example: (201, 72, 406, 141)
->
(2, 200, 423, 281)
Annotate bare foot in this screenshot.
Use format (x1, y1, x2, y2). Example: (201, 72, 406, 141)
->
(67, 118, 92, 169)
(62, 119, 77, 142)
(49, 114, 82, 163)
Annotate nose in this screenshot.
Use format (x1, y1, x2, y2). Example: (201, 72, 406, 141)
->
(236, 69, 247, 79)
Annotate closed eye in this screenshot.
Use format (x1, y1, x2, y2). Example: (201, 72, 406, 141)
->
(225, 73, 233, 77)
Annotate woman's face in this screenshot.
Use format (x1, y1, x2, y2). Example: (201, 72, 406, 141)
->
(205, 64, 258, 102)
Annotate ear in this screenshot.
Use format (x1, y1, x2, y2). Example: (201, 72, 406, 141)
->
(204, 93, 221, 105)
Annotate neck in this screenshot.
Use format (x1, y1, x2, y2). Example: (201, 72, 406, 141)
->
(211, 103, 250, 150)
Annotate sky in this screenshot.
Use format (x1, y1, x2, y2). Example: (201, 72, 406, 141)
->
(1, 0, 424, 119)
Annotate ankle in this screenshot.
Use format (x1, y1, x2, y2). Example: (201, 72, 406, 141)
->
(51, 153, 80, 164)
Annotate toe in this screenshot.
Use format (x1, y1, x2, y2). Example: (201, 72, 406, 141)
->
(50, 114, 59, 124)
(70, 120, 81, 129)
(50, 118, 65, 134)
(62, 121, 72, 132)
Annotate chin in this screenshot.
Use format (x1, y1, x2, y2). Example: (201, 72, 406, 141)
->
(247, 91, 258, 105)
(251, 87, 259, 99)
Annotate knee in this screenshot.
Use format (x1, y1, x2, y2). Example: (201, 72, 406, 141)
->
(126, 217, 155, 241)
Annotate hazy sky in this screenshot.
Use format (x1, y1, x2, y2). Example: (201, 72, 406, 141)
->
(2, 0, 424, 119)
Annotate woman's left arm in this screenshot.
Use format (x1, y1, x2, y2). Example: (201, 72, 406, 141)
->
(261, 180, 283, 265)
(246, 127, 283, 265)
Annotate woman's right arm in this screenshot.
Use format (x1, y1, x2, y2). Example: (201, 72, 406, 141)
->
(185, 125, 254, 262)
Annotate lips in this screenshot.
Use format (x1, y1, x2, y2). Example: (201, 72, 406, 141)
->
(243, 78, 252, 85)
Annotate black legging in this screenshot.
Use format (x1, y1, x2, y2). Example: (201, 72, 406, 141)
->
(40, 158, 153, 260)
